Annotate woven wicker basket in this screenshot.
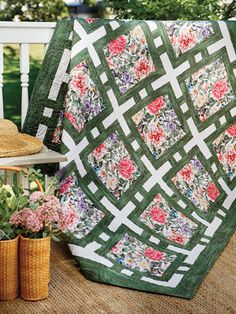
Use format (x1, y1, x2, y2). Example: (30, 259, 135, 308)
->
(0, 166, 48, 301)
(0, 235, 19, 300)
(20, 235, 51, 301)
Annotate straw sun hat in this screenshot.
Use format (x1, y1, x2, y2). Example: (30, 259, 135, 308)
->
(0, 119, 43, 157)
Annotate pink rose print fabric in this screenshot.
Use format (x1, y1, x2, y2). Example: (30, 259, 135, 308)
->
(64, 60, 105, 133)
(140, 194, 198, 245)
(88, 132, 141, 199)
(163, 21, 214, 57)
(59, 174, 105, 238)
(185, 58, 235, 122)
(172, 157, 220, 212)
(132, 95, 185, 159)
(103, 25, 156, 94)
(107, 233, 176, 277)
(213, 124, 236, 180)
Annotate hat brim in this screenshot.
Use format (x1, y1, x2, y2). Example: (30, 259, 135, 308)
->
(0, 134, 43, 157)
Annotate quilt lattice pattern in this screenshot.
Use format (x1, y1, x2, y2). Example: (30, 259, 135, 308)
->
(24, 19, 236, 299)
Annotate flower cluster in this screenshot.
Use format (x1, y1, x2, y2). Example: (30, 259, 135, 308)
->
(10, 191, 61, 237)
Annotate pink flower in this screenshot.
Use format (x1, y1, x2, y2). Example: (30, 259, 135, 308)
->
(226, 124, 236, 137)
(25, 211, 43, 233)
(178, 32, 196, 53)
(150, 206, 166, 224)
(134, 58, 151, 79)
(58, 204, 79, 232)
(225, 150, 236, 164)
(93, 143, 107, 161)
(206, 182, 220, 201)
(108, 36, 126, 56)
(148, 128, 164, 145)
(72, 74, 87, 96)
(65, 112, 76, 125)
(179, 164, 193, 181)
(144, 248, 164, 261)
(118, 158, 135, 180)
(211, 80, 228, 99)
(30, 191, 43, 202)
(147, 96, 165, 115)
(170, 234, 186, 245)
(85, 17, 96, 24)
(59, 176, 74, 194)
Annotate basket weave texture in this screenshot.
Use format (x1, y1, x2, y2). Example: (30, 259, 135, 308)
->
(20, 235, 51, 301)
(0, 235, 19, 300)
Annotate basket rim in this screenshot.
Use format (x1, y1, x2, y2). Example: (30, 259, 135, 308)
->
(0, 166, 44, 192)
(0, 234, 19, 243)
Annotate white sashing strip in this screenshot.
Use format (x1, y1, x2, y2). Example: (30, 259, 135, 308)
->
(48, 49, 71, 101)
(149, 236, 160, 245)
(68, 242, 113, 267)
(146, 21, 157, 32)
(141, 274, 184, 288)
(184, 118, 215, 159)
(177, 266, 190, 272)
(218, 178, 236, 209)
(121, 269, 133, 276)
(191, 212, 210, 227)
(43, 107, 53, 118)
(141, 155, 173, 196)
(72, 20, 106, 67)
(201, 238, 210, 243)
(208, 21, 236, 62)
(218, 209, 226, 217)
(184, 244, 206, 265)
(152, 52, 190, 98)
(99, 233, 110, 241)
(110, 20, 120, 30)
(103, 89, 135, 136)
(88, 182, 98, 193)
(36, 124, 47, 140)
(230, 107, 236, 117)
(60, 130, 89, 177)
(100, 197, 143, 235)
(204, 217, 222, 237)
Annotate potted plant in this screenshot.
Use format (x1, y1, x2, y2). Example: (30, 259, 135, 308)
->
(0, 176, 28, 300)
(9, 173, 62, 301)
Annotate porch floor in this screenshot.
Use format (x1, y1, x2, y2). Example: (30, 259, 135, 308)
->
(1, 234, 236, 314)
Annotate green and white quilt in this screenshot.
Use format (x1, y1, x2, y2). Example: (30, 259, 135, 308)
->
(24, 19, 236, 299)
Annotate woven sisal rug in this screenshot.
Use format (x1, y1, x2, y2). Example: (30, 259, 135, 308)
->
(23, 19, 236, 299)
(1, 236, 235, 313)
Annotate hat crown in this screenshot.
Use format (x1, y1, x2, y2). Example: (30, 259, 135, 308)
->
(0, 119, 19, 137)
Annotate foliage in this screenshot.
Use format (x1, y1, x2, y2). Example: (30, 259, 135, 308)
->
(0, 168, 63, 241)
(0, 180, 28, 240)
(105, 0, 236, 20)
(0, 0, 68, 21)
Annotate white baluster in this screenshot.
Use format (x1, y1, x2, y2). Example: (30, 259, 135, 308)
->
(5, 170, 14, 185)
(20, 43, 29, 128)
(0, 44, 4, 119)
(44, 43, 49, 55)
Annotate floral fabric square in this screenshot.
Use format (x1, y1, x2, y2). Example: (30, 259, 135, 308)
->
(140, 194, 198, 245)
(107, 233, 176, 277)
(163, 21, 214, 58)
(185, 58, 235, 122)
(59, 174, 105, 238)
(132, 95, 185, 159)
(172, 157, 220, 212)
(103, 25, 156, 94)
(88, 133, 141, 199)
(213, 124, 236, 180)
(65, 61, 105, 133)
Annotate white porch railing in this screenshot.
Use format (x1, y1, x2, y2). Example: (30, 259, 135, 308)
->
(0, 22, 66, 184)
(0, 21, 56, 126)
